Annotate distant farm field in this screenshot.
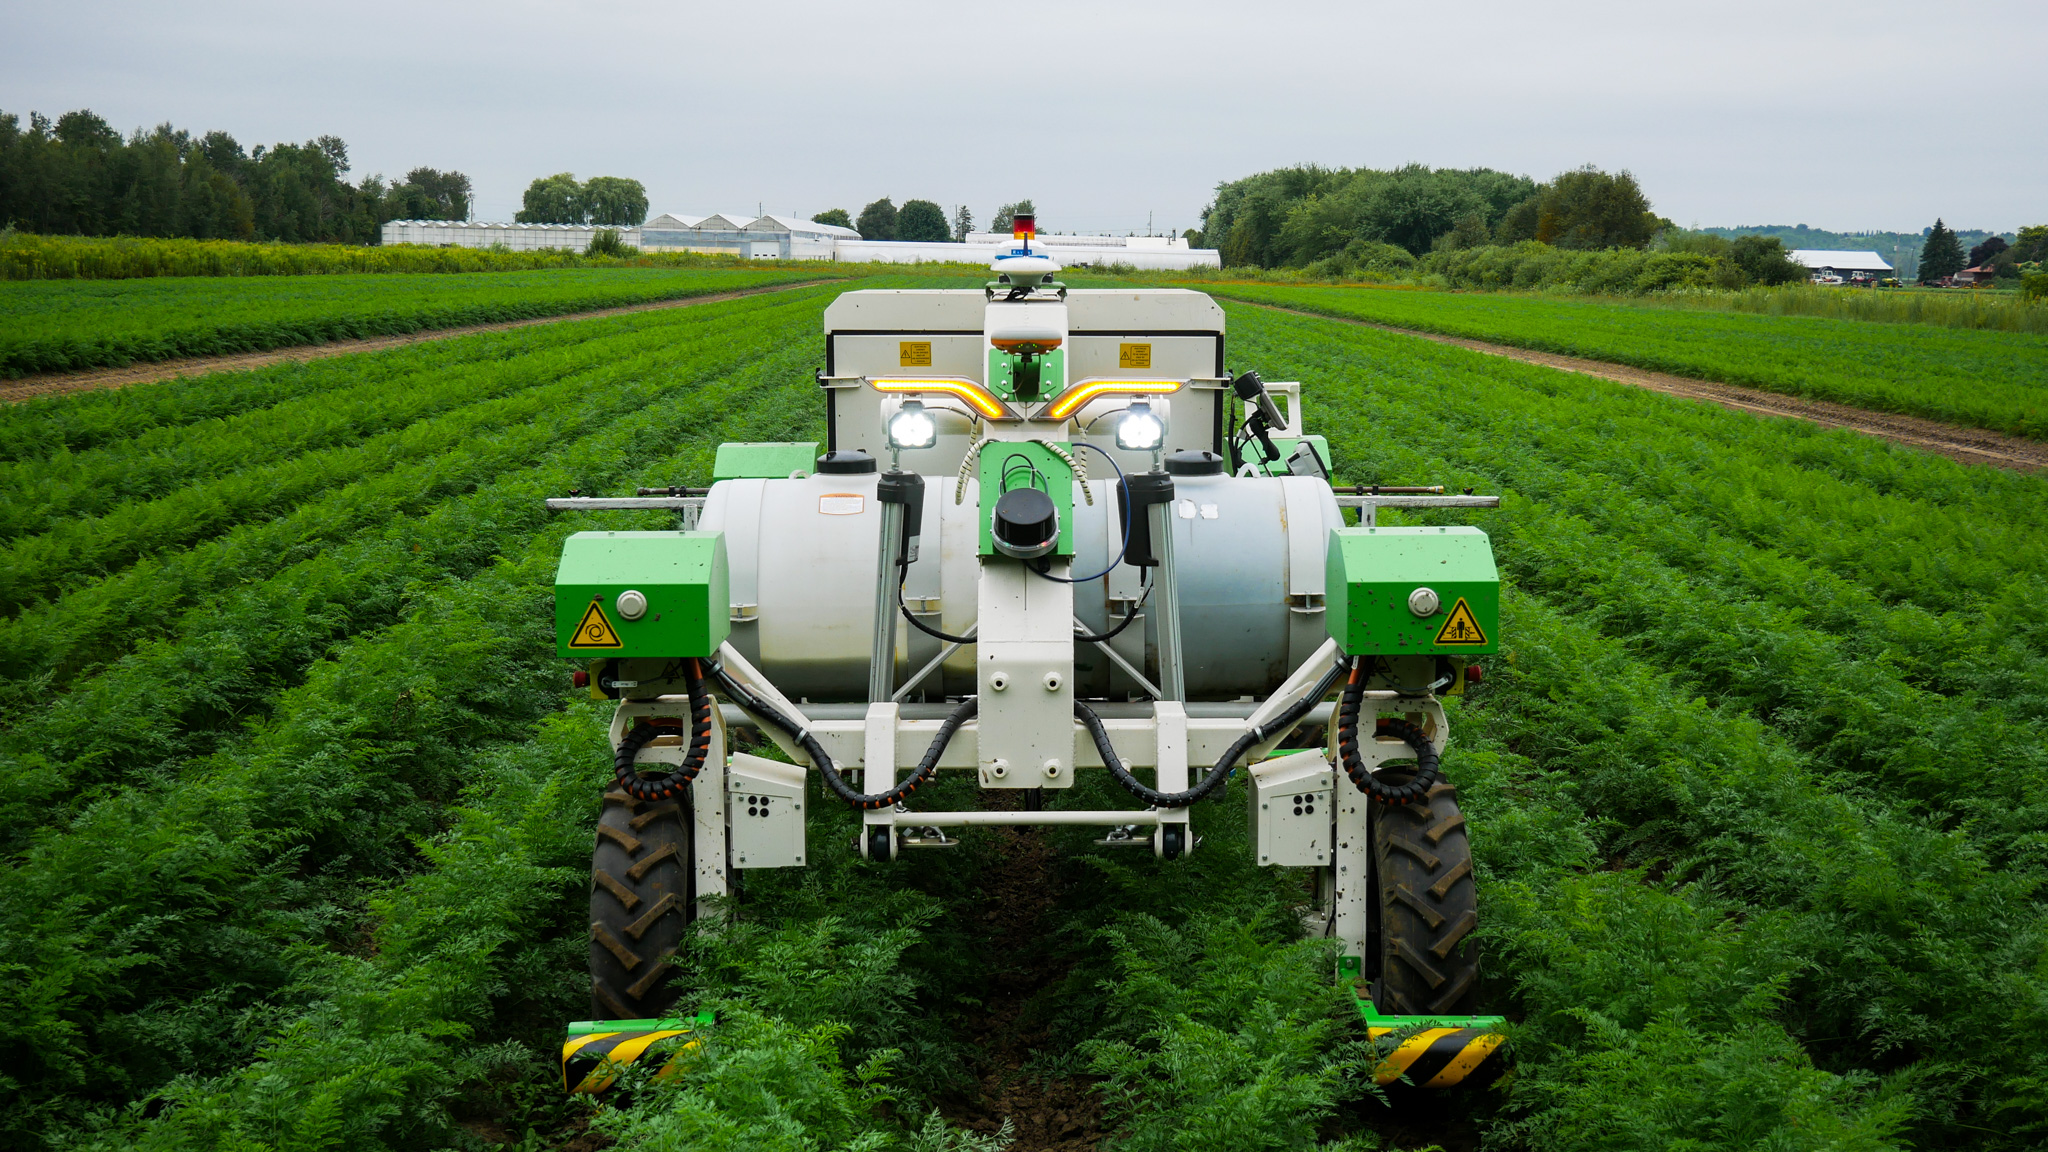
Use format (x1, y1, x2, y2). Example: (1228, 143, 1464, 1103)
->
(0, 265, 835, 377)
(1203, 283, 2048, 438)
(4, 274, 2045, 1151)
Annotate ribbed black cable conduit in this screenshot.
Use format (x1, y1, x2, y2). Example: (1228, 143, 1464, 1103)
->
(613, 658, 714, 802)
(710, 663, 977, 810)
(1075, 656, 1351, 809)
(1334, 658, 1442, 804)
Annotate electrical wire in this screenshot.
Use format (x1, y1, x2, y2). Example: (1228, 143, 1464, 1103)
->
(1026, 442, 1130, 585)
(1073, 573, 1151, 644)
(898, 563, 976, 644)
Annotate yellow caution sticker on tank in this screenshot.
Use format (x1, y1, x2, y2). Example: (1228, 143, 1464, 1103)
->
(569, 600, 624, 649)
(899, 341, 932, 367)
(1434, 598, 1488, 646)
(1118, 342, 1152, 369)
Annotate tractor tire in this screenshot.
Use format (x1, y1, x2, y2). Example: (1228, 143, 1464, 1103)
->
(588, 788, 694, 1020)
(1370, 779, 1480, 1015)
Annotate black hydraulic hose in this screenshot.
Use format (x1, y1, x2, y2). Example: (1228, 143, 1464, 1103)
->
(1335, 658, 1442, 805)
(711, 662, 977, 810)
(613, 658, 714, 802)
(1077, 656, 1350, 809)
(898, 562, 977, 645)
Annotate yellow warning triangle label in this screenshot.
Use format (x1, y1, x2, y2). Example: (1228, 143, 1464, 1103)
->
(569, 599, 624, 648)
(1434, 598, 1488, 646)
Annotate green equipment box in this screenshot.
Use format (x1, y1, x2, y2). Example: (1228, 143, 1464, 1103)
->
(1326, 526, 1499, 656)
(714, 442, 817, 481)
(555, 531, 731, 659)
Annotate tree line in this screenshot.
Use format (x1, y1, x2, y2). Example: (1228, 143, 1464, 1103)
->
(512, 173, 649, 226)
(809, 199, 1034, 241)
(1917, 219, 2045, 285)
(1196, 163, 1678, 269)
(0, 108, 469, 244)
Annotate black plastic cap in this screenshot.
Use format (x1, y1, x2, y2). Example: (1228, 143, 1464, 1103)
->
(876, 470, 921, 502)
(1164, 450, 1226, 476)
(816, 450, 877, 475)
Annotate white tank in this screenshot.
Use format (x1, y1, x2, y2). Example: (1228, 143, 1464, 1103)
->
(700, 470, 1341, 702)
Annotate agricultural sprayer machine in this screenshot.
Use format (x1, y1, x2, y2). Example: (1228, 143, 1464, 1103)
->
(549, 219, 1506, 1094)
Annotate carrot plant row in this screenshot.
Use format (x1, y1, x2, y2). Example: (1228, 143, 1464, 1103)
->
(1228, 303, 2048, 1147)
(0, 265, 827, 376)
(0, 291, 861, 1143)
(1205, 282, 2048, 438)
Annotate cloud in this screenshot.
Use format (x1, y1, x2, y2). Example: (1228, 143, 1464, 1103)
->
(3, 0, 2040, 232)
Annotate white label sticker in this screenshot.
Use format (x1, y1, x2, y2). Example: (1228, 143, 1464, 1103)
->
(1199, 504, 1220, 519)
(1176, 500, 1197, 519)
(819, 494, 865, 515)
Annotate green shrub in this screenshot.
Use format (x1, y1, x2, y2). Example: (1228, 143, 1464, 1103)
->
(584, 228, 630, 258)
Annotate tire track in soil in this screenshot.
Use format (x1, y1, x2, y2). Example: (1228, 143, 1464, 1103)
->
(0, 280, 830, 405)
(1243, 302, 2048, 474)
(945, 796, 1107, 1152)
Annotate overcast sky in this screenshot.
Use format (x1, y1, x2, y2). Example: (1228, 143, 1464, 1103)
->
(5, 0, 2041, 235)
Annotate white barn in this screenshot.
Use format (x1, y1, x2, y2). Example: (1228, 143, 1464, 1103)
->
(1790, 250, 1893, 283)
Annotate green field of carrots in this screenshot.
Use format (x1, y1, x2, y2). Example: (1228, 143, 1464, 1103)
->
(1202, 282, 2048, 438)
(0, 265, 837, 377)
(2, 267, 2045, 1151)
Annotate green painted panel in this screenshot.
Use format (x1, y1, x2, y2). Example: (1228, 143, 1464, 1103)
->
(555, 531, 731, 658)
(1242, 434, 1332, 476)
(714, 441, 817, 480)
(977, 440, 1075, 558)
(1325, 526, 1498, 655)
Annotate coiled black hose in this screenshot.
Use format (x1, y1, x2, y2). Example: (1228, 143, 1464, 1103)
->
(613, 658, 714, 802)
(1076, 656, 1351, 809)
(710, 663, 977, 810)
(1335, 658, 1442, 804)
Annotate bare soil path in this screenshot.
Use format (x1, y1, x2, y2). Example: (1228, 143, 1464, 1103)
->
(1248, 303, 2048, 474)
(945, 800, 1106, 1151)
(0, 280, 828, 406)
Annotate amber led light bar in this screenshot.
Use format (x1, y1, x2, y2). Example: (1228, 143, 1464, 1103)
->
(1041, 377, 1185, 421)
(869, 376, 1020, 421)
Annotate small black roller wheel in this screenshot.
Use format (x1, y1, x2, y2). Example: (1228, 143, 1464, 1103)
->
(1159, 824, 1186, 860)
(865, 824, 895, 862)
(589, 788, 694, 1019)
(1370, 779, 1480, 1014)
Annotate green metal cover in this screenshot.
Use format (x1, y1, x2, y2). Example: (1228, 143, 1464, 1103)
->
(714, 442, 817, 481)
(555, 531, 731, 659)
(978, 440, 1075, 557)
(1326, 526, 1499, 655)
(986, 347, 1066, 403)
(1242, 434, 1332, 476)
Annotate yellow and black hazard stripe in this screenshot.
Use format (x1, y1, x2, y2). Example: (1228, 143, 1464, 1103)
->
(1366, 1026, 1504, 1088)
(561, 1028, 699, 1094)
